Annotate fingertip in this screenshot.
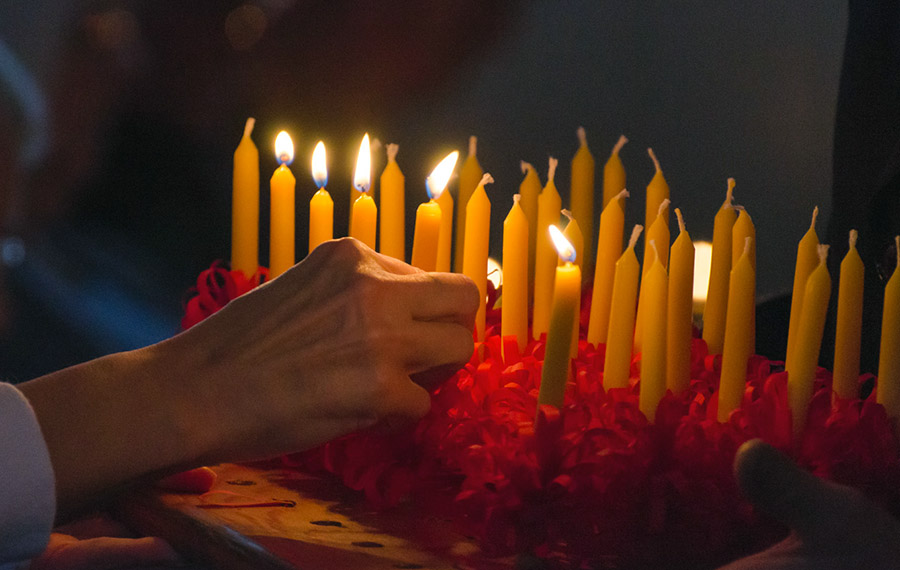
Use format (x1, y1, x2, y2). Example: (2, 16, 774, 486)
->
(733, 439, 786, 506)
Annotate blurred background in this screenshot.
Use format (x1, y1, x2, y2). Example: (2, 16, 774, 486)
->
(0, 1, 849, 381)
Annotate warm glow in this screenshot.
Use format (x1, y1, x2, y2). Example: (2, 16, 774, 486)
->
(426, 151, 459, 200)
(693, 241, 713, 303)
(353, 133, 371, 192)
(274, 131, 294, 165)
(549, 225, 576, 263)
(312, 141, 327, 188)
(487, 257, 503, 289)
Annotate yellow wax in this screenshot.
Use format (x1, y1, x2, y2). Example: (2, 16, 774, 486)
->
(410, 200, 442, 272)
(570, 127, 595, 273)
(379, 144, 405, 261)
(639, 244, 668, 422)
(308, 188, 333, 254)
(832, 230, 864, 400)
(603, 225, 643, 390)
(786, 246, 831, 436)
(877, 236, 900, 418)
(702, 179, 737, 355)
(269, 164, 296, 278)
(232, 118, 259, 277)
(502, 195, 529, 355)
(643, 148, 670, 266)
(350, 193, 377, 250)
(533, 159, 563, 340)
(519, 162, 543, 305)
(538, 260, 581, 408)
(634, 199, 671, 353)
(731, 208, 757, 356)
(602, 135, 628, 210)
(666, 209, 694, 394)
(587, 190, 628, 346)
(786, 207, 821, 366)
(454, 136, 484, 273)
(436, 190, 454, 272)
(462, 174, 493, 341)
(562, 211, 584, 357)
(717, 238, 756, 422)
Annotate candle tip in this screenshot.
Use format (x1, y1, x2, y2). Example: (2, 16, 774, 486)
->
(817, 244, 830, 265)
(616, 188, 630, 202)
(243, 117, 255, 138)
(628, 225, 644, 249)
(726, 178, 736, 203)
(561, 209, 574, 222)
(613, 134, 628, 156)
(648, 148, 661, 172)
(849, 229, 858, 249)
(577, 126, 587, 147)
(520, 160, 533, 175)
(513, 193, 521, 204)
(675, 208, 686, 233)
(811, 206, 819, 231)
(386, 143, 399, 162)
(657, 198, 671, 218)
(468, 135, 478, 156)
(547, 157, 558, 182)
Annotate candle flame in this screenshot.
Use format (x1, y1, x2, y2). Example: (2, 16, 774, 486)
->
(353, 133, 371, 193)
(426, 150, 459, 200)
(549, 225, 576, 263)
(274, 131, 294, 165)
(487, 257, 503, 289)
(312, 141, 327, 188)
(693, 241, 713, 303)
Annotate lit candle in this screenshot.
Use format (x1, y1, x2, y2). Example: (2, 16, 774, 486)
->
(309, 141, 333, 254)
(643, 148, 670, 267)
(411, 151, 459, 272)
(349, 134, 376, 250)
(786, 244, 831, 436)
(462, 173, 494, 341)
(602, 135, 628, 210)
(832, 230, 865, 400)
(537, 225, 581, 408)
(454, 136, 484, 273)
(666, 209, 695, 394)
(533, 158, 562, 340)
(269, 130, 296, 279)
(785, 207, 821, 366)
(232, 118, 259, 278)
(587, 189, 628, 346)
(717, 237, 756, 421)
(379, 143, 405, 260)
(502, 195, 528, 356)
(562, 210, 584, 357)
(570, 127, 595, 273)
(702, 179, 737, 355)
(692, 241, 713, 316)
(603, 225, 643, 390)
(877, 236, 900, 418)
(436, 184, 454, 272)
(519, 161, 542, 305)
(639, 240, 668, 422)
(634, 198, 671, 354)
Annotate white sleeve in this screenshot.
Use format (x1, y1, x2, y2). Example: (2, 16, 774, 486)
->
(0, 382, 55, 569)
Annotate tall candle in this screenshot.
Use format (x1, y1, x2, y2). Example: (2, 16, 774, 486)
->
(533, 158, 562, 340)
(634, 198, 671, 354)
(570, 127, 595, 273)
(786, 245, 831, 436)
(350, 134, 376, 250)
(379, 144, 405, 261)
(785, 207, 820, 367)
(269, 131, 296, 278)
(502, 195, 529, 356)
(702, 179, 737, 355)
(519, 161, 542, 304)
(602, 135, 628, 210)
(562, 210, 584, 357)
(832, 230, 865, 400)
(537, 225, 581, 408)
(411, 151, 459, 272)
(309, 141, 333, 254)
(454, 136, 484, 273)
(666, 209, 695, 394)
(603, 225, 643, 390)
(587, 189, 628, 346)
(731, 207, 757, 356)
(436, 187, 454, 272)
(877, 236, 900, 419)
(232, 118, 259, 277)
(717, 237, 756, 421)
(462, 173, 493, 341)
(643, 148, 670, 267)
(639, 241, 668, 422)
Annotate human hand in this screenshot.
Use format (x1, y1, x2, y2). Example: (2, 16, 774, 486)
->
(719, 439, 900, 569)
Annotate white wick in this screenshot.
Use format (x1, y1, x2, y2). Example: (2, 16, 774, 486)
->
(612, 134, 628, 156)
(468, 135, 477, 157)
(547, 157, 558, 182)
(386, 143, 399, 162)
(648, 148, 661, 173)
(849, 229, 858, 249)
(817, 243, 830, 265)
(675, 207, 686, 233)
(810, 206, 819, 232)
(561, 209, 574, 222)
(243, 117, 255, 138)
(479, 173, 494, 188)
(628, 225, 644, 249)
(521, 160, 533, 175)
(577, 126, 587, 147)
(513, 193, 521, 204)
(657, 198, 671, 218)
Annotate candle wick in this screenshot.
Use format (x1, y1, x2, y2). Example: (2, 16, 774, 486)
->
(675, 207, 686, 233)
(810, 206, 819, 232)
(561, 209, 574, 222)
(577, 126, 588, 147)
(657, 198, 671, 218)
(612, 134, 628, 156)
(726, 178, 736, 205)
(520, 160, 533, 175)
(615, 188, 630, 203)
(513, 193, 521, 204)
(386, 143, 399, 162)
(895, 235, 900, 269)
(468, 135, 478, 157)
(817, 243, 830, 265)
(547, 157, 558, 182)
(628, 224, 644, 249)
(849, 229, 858, 249)
(648, 148, 661, 173)
(243, 117, 255, 138)
(479, 173, 494, 189)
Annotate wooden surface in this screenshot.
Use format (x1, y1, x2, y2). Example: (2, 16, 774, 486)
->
(118, 463, 515, 570)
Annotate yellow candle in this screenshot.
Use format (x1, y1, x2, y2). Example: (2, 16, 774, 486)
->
(269, 131, 296, 279)
(785, 207, 821, 366)
(602, 135, 628, 210)
(411, 151, 459, 272)
(639, 241, 668, 422)
(717, 237, 756, 422)
(533, 158, 562, 340)
(379, 143, 405, 261)
(502, 195, 529, 356)
(702, 179, 737, 355)
(877, 236, 900, 418)
(519, 161, 542, 305)
(232, 118, 259, 277)
(562, 210, 584, 357)
(454, 136, 484, 273)
(666, 209, 695, 394)
(462, 173, 493, 341)
(570, 127, 595, 273)
(643, 148, 670, 266)
(731, 207, 757, 356)
(309, 141, 333, 254)
(833, 230, 865, 400)
(692, 241, 713, 316)
(349, 134, 376, 249)
(786, 245, 831, 436)
(587, 189, 628, 346)
(634, 198, 671, 354)
(538, 225, 581, 408)
(436, 188, 454, 272)
(603, 225, 643, 390)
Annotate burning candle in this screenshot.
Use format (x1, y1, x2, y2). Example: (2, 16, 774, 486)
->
(877, 236, 900, 419)
(379, 143, 405, 260)
(717, 237, 756, 421)
(269, 130, 296, 278)
(570, 127, 595, 273)
(232, 118, 259, 278)
(832, 230, 865, 400)
(639, 240, 668, 422)
(502, 195, 528, 356)
(533, 158, 562, 340)
(603, 225, 643, 390)
(349, 134, 376, 250)
(692, 241, 713, 316)
(462, 173, 494, 341)
(411, 151, 458, 272)
(702, 179, 737, 355)
(308, 141, 333, 254)
(454, 136, 484, 273)
(666, 209, 695, 394)
(785, 207, 821, 367)
(562, 210, 584, 357)
(602, 135, 628, 210)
